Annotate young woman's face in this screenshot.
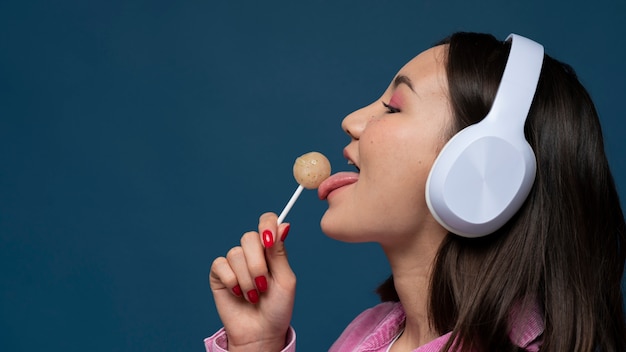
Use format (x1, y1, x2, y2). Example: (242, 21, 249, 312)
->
(320, 45, 451, 245)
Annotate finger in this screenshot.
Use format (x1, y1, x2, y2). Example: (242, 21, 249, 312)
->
(209, 256, 243, 297)
(258, 212, 279, 249)
(266, 223, 294, 278)
(258, 213, 295, 288)
(240, 231, 269, 293)
(226, 245, 259, 304)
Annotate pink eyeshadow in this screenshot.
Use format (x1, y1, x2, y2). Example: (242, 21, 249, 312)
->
(389, 91, 403, 108)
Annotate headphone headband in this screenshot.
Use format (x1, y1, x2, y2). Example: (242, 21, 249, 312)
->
(485, 34, 544, 132)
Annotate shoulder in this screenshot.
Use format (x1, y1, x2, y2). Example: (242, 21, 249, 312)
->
(329, 302, 405, 352)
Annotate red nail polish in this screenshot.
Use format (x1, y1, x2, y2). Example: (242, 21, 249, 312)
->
(232, 285, 242, 296)
(247, 289, 259, 304)
(255, 275, 268, 292)
(263, 230, 274, 248)
(280, 224, 291, 242)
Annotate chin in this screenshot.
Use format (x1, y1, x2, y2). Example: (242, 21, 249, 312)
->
(320, 213, 372, 244)
(319, 212, 338, 238)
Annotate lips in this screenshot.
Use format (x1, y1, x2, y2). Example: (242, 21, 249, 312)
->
(318, 171, 359, 200)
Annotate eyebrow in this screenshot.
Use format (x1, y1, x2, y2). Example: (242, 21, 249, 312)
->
(393, 75, 415, 92)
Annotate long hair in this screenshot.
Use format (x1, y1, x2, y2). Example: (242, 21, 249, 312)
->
(377, 32, 626, 351)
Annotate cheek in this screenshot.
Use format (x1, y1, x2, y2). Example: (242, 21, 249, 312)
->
(363, 122, 435, 176)
(365, 134, 440, 217)
(362, 143, 429, 204)
(359, 119, 402, 162)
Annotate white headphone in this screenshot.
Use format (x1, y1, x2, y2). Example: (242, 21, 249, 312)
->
(425, 34, 544, 238)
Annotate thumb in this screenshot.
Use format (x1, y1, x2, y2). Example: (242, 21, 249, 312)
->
(266, 223, 293, 278)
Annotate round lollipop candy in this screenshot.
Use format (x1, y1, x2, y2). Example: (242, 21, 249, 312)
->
(293, 152, 331, 189)
(277, 152, 331, 224)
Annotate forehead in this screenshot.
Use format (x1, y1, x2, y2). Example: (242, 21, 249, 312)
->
(393, 45, 448, 95)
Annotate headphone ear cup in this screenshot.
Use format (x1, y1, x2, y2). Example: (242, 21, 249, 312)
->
(426, 123, 536, 237)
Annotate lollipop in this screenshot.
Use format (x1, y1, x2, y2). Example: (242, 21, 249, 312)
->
(277, 152, 331, 224)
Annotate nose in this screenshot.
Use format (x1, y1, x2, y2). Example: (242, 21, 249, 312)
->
(341, 102, 376, 140)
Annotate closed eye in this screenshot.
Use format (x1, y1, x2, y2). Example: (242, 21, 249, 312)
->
(382, 101, 400, 113)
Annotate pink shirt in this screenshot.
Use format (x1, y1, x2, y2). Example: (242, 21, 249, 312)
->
(204, 302, 544, 351)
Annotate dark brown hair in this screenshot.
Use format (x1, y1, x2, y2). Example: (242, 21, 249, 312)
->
(377, 32, 626, 351)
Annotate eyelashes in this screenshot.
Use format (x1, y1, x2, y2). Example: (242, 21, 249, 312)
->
(382, 101, 400, 113)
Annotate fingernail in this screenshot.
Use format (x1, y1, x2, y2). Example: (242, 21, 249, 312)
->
(232, 285, 242, 296)
(255, 275, 268, 293)
(280, 224, 291, 242)
(262, 229, 274, 248)
(247, 289, 259, 304)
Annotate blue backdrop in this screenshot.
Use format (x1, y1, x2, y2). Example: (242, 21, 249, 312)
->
(1, 0, 624, 351)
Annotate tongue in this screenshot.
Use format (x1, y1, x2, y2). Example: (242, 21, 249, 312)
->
(318, 171, 359, 200)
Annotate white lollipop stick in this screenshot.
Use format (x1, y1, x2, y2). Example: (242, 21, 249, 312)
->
(277, 184, 304, 225)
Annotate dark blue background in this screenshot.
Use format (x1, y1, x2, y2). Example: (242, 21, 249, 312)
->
(1, 0, 624, 351)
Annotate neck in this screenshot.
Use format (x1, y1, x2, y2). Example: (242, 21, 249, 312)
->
(381, 224, 447, 350)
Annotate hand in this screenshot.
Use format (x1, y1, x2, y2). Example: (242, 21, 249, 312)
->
(209, 212, 296, 352)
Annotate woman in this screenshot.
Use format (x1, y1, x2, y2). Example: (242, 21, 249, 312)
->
(206, 32, 626, 351)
